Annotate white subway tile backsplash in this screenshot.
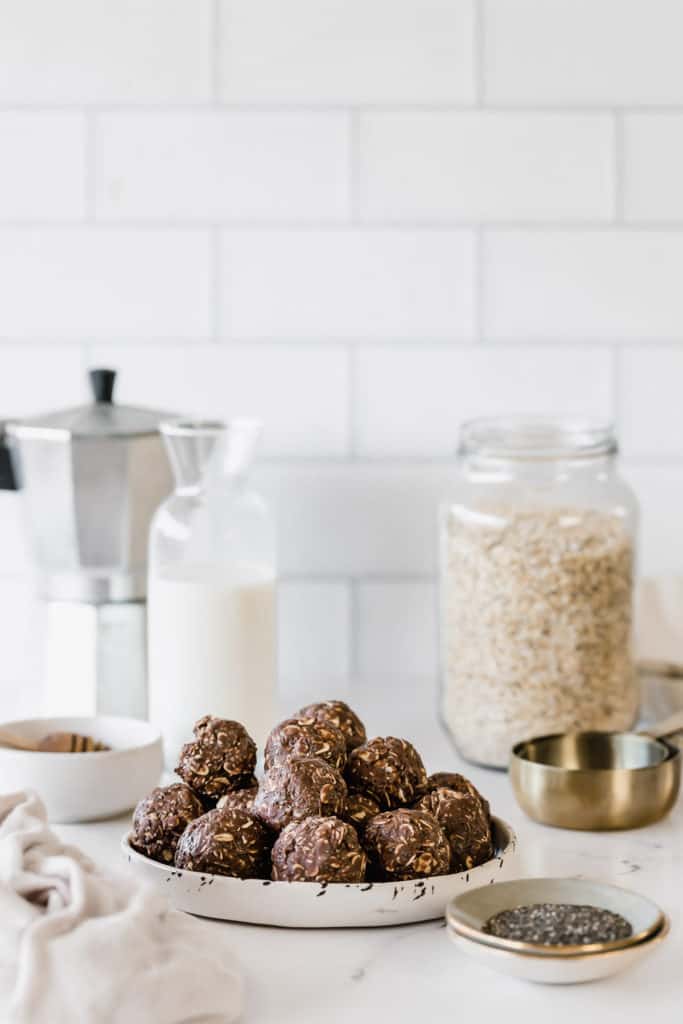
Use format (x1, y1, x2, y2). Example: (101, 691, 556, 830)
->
(300, 467, 682, 585)
(624, 465, 683, 576)
(0, 0, 211, 104)
(357, 582, 437, 677)
(623, 115, 683, 222)
(0, 229, 211, 339)
(0, 493, 33, 577)
(356, 346, 613, 457)
(359, 113, 614, 223)
(95, 113, 350, 222)
(484, 0, 683, 105)
(219, 0, 475, 105)
(89, 345, 349, 457)
(254, 463, 447, 577)
(278, 582, 351, 681)
(221, 230, 475, 340)
(484, 231, 683, 342)
(620, 349, 683, 458)
(0, 582, 43, 711)
(0, 0, 682, 686)
(0, 114, 85, 221)
(0, 345, 85, 418)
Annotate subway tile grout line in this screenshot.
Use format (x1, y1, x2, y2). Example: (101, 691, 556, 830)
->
(210, 0, 222, 103)
(348, 110, 361, 224)
(1, 336, 682, 349)
(83, 111, 97, 222)
(9, 217, 683, 232)
(347, 345, 358, 458)
(351, 574, 439, 589)
(79, 340, 93, 375)
(349, 578, 360, 678)
(209, 227, 221, 343)
(473, 226, 484, 344)
(278, 574, 354, 585)
(611, 346, 622, 434)
(613, 110, 625, 222)
(7, 102, 683, 114)
(473, 0, 485, 107)
(258, 453, 683, 469)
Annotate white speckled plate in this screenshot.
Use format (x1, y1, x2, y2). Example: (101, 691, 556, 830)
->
(121, 816, 518, 928)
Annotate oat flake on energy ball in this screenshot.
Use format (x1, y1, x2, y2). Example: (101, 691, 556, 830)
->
(271, 815, 367, 883)
(441, 505, 637, 768)
(252, 756, 347, 832)
(175, 806, 271, 879)
(176, 716, 257, 800)
(346, 737, 427, 809)
(364, 808, 450, 881)
(131, 783, 204, 864)
(264, 717, 347, 773)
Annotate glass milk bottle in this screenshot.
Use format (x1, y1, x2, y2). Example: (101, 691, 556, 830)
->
(148, 420, 277, 768)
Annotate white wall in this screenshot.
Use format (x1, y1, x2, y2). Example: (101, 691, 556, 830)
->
(1, 0, 682, 701)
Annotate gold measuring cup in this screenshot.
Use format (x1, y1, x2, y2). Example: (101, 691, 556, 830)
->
(510, 711, 683, 830)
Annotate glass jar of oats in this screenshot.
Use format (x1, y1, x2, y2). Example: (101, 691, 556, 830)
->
(439, 417, 639, 768)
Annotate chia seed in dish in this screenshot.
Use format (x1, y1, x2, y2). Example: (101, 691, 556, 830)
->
(482, 903, 632, 946)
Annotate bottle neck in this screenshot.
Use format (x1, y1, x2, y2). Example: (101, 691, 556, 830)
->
(161, 418, 262, 495)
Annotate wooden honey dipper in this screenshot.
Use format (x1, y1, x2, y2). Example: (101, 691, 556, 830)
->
(0, 728, 110, 753)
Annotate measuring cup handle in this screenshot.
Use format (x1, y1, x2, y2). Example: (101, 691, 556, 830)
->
(637, 658, 683, 679)
(639, 710, 683, 740)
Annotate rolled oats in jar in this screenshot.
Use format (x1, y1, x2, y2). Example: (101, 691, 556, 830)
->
(439, 418, 638, 768)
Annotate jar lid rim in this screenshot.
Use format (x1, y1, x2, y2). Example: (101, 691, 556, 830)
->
(459, 416, 618, 460)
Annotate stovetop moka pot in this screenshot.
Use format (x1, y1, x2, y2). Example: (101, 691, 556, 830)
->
(2, 368, 174, 604)
(1, 368, 177, 719)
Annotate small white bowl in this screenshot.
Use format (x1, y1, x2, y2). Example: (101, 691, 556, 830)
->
(446, 877, 669, 984)
(447, 921, 669, 984)
(0, 716, 163, 823)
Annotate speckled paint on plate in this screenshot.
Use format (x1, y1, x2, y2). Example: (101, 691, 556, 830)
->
(121, 815, 518, 928)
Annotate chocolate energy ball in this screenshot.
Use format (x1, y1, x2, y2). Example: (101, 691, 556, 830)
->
(271, 816, 367, 883)
(176, 716, 257, 801)
(130, 783, 204, 864)
(364, 808, 451, 881)
(415, 787, 493, 872)
(253, 756, 347, 832)
(296, 700, 367, 752)
(175, 806, 271, 879)
(346, 737, 427, 809)
(424, 771, 490, 819)
(264, 716, 347, 773)
(345, 790, 380, 831)
(344, 791, 380, 833)
(216, 783, 259, 814)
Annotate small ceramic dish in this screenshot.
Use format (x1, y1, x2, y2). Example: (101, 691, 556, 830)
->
(0, 716, 163, 823)
(122, 815, 518, 928)
(447, 877, 665, 956)
(447, 919, 669, 984)
(446, 877, 669, 984)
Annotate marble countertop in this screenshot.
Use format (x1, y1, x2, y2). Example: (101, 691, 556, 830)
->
(56, 680, 682, 1023)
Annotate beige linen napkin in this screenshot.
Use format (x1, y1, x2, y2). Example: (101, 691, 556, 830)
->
(0, 791, 243, 1024)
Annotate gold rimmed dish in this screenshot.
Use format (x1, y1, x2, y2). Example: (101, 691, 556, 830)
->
(446, 918, 670, 985)
(446, 878, 670, 984)
(446, 878, 665, 958)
